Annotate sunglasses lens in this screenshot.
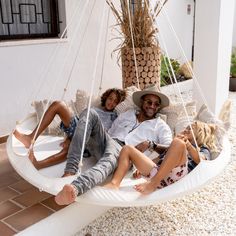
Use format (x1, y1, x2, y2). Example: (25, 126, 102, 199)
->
(144, 100, 159, 107)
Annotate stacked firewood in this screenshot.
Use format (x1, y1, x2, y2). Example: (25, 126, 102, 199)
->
(121, 46, 161, 89)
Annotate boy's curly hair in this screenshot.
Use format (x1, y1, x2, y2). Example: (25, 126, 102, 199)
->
(100, 88, 126, 107)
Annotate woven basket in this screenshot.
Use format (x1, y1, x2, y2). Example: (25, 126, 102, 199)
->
(121, 45, 161, 90)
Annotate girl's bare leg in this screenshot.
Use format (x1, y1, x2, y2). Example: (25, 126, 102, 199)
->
(104, 145, 156, 189)
(13, 101, 72, 148)
(135, 137, 187, 195)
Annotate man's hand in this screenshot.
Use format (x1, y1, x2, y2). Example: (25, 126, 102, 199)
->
(135, 141, 150, 152)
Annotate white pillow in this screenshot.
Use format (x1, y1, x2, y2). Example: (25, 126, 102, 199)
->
(114, 86, 140, 115)
(159, 105, 179, 134)
(194, 103, 229, 159)
(175, 101, 197, 134)
(218, 100, 231, 131)
(73, 90, 89, 116)
(160, 101, 196, 135)
(31, 100, 64, 136)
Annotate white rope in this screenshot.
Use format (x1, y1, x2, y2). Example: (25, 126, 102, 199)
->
(157, 29, 200, 152)
(78, 0, 108, 170)
(98, 7, 111, 97)
(161, 7, 209, 108)
(24, 1, 86, 111)
(29, 1, 91, 150)
(161, 50, 180, 102)
(143, 0, 179, 100)
(53, 0, 93, 101)
(61, 0, 97, 101)
(147, 1, 201, 158)
(126, 0, 140, 89)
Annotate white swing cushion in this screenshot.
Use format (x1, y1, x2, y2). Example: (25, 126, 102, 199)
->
(7, 112, 231, 207)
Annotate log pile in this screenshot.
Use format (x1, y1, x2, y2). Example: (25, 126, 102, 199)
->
(121, 46, 161, 89)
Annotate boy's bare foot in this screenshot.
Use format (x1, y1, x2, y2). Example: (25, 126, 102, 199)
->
(134, 181, 158, 195)
(13, 130, 32, 148)
(103, 182, 119, 190)
(55, 184, 77, 205)
(62, 171, 76, 177)
(28, 149, 40, 170)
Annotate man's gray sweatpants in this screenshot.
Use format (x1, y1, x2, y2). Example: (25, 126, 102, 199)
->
(65, 108, 121, 195)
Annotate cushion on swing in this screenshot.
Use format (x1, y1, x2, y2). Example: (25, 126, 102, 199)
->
(194, 101, 231, 159)
(32, 90, 103, 136)
(195, 102, 231, 131)
(72, 89, 103, 116)
(114, 86, 140, 115)
(160, 101, 197, 135)
(32, 100, 64, 136)
(72, 89, 89, 116)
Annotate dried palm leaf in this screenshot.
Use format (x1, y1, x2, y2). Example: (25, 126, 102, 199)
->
(106, 0, 168, 49)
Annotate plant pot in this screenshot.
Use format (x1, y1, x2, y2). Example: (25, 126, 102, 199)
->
(229, 77, 236, 91)
(121, 45, 161, 90)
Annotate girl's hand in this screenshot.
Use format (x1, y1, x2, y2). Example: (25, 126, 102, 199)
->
(176, 134, 186, 141)
(133, 169, 142, 179)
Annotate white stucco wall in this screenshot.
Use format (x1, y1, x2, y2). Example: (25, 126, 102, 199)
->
(193, 0, 235, 114)
(0, 0, 194, 136)
(0, 0, 122, 136)
(156, 0, 194, 63)
(233, 3, 236, 47)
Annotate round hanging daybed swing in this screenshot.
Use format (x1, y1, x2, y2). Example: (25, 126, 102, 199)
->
(7, 117, 231, 207)
(6, 0, 231, 208)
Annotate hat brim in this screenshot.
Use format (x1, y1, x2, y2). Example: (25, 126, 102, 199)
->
(132, 90, 170, 109)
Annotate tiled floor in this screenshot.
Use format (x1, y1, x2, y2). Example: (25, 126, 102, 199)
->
(0, 143, 65, 235)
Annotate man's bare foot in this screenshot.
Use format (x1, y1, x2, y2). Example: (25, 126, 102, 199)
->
(55, 184, 77, 205)
(103, 182, 119, 190)
(28, 149, 40, 170)
(134, 181, 158, 195)
(13, 130, 32, 148)
(62, 171, 76, 177)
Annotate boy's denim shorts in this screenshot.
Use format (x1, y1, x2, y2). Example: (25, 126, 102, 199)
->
(60, 116, 79, 139)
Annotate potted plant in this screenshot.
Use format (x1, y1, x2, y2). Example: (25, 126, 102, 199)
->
(229, 48, 236, 91)
(160, 55, 180, 86)
(106, 0, 168, 89)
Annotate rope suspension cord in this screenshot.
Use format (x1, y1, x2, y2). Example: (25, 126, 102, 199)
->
(142, 0, 179, 101)
(29, 1, 91, 150)
(161, 7, 209, 108)
(158, 29, 201, 158)
(126, 0, 140, 90)
(19, 1, 88, 119)
(61, 0, 97, 101)
(78, 0, 108, 170)
(98, 7, 111, 97)
(53, 0, 94, 101)
(154, 0, 168, 18)
(147, 0, 201, 158)
(161, 50, 181, 102)
(158, 6, 219, 160)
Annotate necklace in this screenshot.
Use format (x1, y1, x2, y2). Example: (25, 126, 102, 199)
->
(128, 113, 141, 133)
